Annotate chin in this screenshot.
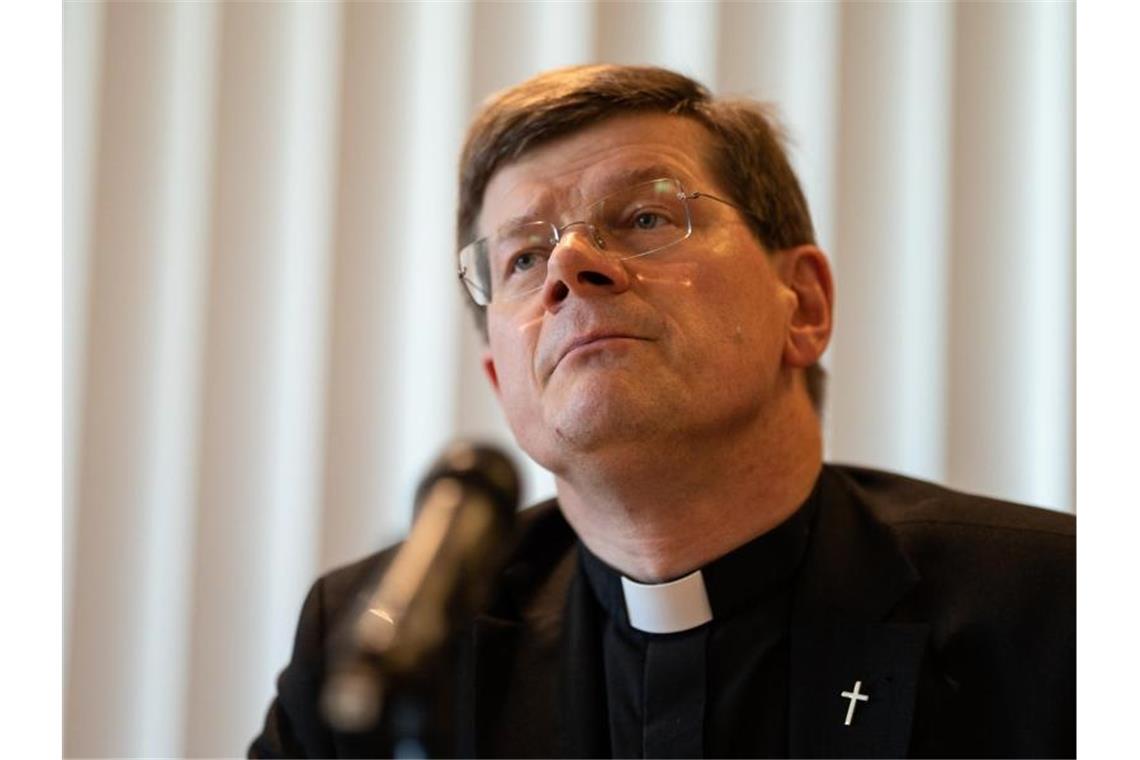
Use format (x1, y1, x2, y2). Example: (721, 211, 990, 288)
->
(547, 393, 668, 454)
(519, 372, 685, 465)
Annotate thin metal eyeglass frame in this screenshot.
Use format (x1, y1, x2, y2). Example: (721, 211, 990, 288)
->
(457, 178, 760, 306)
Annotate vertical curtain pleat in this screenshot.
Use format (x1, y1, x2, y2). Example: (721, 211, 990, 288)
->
(387, 1, 472, 532)
(62, 1, 1074, 755)
(947, 2, 1075, 506)
(596, 1, 718, 86)
(132, 3, 218, 754)
(67, 3, 216, 755)
(183, 3, 340, 755)
(62, 0, 103, 692)
(319, 0, 419, 576)
(828, 2, 953, 479)
(69, 3, 165, 753)
(533, 0, 597, 70)
(716, 2, 841, 252)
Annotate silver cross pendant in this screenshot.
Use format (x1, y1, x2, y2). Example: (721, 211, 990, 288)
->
(840, 680, 870, 726)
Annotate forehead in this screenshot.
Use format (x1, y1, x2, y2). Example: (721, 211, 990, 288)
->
(478, 113, 719, 235)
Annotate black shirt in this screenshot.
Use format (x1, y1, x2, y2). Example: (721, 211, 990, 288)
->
(578, 482, 820, 758)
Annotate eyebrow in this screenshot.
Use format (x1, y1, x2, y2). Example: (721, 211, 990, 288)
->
(493, 163, 695, 236)
(594, 164, 694, 195)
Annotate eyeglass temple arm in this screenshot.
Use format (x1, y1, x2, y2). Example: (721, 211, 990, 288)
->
(687, 190, 768, 230)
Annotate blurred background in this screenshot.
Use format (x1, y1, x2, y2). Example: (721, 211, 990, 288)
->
(64, 1, 1073, 756)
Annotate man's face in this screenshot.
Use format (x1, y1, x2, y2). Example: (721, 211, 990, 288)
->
(477, 113, 800, 472)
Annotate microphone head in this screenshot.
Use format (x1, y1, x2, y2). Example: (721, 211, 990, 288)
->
(414, 441, 520, 519)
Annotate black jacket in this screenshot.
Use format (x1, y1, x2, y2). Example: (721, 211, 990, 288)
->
(250, 465, 1075, 758)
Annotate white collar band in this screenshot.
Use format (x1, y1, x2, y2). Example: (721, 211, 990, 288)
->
(620, 569, 713, 634)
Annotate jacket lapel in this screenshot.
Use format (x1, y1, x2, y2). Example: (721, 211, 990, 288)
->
(461, 614, 519, 756)
(465, 508, 604, 758)
(788, 467, 928, 758)
(557, 565, 610, 758)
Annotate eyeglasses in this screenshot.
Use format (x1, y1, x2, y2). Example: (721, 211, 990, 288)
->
(457, 177, 754, 306)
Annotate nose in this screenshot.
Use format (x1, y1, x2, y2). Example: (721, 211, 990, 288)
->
(541, 227, 632, 310)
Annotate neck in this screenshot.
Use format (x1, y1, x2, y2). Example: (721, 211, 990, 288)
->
(554, 393, 823, 583)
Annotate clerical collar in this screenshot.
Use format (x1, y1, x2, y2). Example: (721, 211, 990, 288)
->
(578, 475, 821, 635)
(619, 568, 714, 634)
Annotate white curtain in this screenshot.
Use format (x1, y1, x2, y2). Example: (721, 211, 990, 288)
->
(63, 1, 1074, 756)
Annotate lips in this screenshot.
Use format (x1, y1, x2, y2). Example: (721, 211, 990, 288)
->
(554, 331, 645, 368)
(535, 308, 662, 381)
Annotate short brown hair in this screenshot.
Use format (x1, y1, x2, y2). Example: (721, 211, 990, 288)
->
(456, 64, 825, 411)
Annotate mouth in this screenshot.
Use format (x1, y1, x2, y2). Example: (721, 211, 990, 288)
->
(556, 332, 646, 367)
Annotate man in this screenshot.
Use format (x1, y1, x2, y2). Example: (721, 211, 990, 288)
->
(251, 65, 1074, 758)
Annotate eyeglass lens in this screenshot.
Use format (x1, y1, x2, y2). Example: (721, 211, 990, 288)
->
(461, 178, 693, 305)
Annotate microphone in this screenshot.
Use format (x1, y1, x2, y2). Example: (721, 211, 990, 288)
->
(322, 442, 520, 736)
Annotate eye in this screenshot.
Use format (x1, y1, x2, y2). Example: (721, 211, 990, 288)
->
(505, 249, 548, 278)
(618, 203, 680, 231)
(512, 252, 539, 272)
(633, 211, 664, 230)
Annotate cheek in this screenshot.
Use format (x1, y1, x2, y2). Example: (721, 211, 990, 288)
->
(686, 258, 787, 363)
(487, 318, 540, 401)
(691, 258, 769, 326)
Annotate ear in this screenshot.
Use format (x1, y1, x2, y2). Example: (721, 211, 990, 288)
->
(482, 350, 501, 397)
(776, 245, 834, 369)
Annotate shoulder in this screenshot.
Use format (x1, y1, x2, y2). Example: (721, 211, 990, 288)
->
(823, 463, 1074, 634)
(825, 463, 1074, 547)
